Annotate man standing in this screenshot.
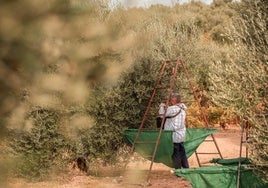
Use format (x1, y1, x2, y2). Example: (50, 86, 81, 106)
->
(159, 93, 189, 169)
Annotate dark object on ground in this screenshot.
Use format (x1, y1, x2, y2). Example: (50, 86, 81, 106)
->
(77, 157, 88, 172)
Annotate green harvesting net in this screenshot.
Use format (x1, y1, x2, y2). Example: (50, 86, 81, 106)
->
(123, 128, 267, 187)
(175, 166, 267, 188)
(123, 128, 217, 167)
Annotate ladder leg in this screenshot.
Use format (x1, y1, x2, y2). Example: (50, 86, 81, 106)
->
(211, 134, 223, 159)
(195, 151, 201, 167)
(146, 59, 181, 182)
(179, 58, 223, 165)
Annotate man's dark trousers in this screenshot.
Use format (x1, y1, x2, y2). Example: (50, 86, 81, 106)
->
(172, 142, 189, 169)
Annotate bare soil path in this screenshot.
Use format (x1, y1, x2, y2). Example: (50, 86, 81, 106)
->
(7, 125, 245, 188)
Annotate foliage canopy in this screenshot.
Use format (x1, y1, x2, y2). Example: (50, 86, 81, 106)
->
(0, 0, 267, 183)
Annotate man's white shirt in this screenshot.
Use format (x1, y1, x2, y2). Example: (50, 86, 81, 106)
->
(159, 103, 187, 143)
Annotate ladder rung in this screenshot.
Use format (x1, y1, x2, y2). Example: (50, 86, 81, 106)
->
(139, 128, 163, 131)
(140, 127, 156, 130)
(144, 113, 158, 117)
(159, 77, 172, 82)
(180, 87, 191, 90)
(156, 86, 168, 90)
(141, 155, 153, 158)
(140, 128, 159, 130)
(187, 114, 201, 117)
(196, 152, 220, 154)
(182, 100, 198, 103)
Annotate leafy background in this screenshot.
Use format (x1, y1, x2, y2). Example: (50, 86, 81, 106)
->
(0, 0, 267, 184)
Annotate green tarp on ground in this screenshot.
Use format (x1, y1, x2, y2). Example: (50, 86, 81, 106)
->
(174, 166, 268, 188)
(210, 157, 251, 166)
(123, 128, 217, 167)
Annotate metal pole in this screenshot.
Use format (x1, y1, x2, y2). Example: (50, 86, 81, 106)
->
(237, 120, 245, 188)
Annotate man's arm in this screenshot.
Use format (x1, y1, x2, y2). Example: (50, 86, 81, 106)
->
(159, 105, 183, 118)
(158, 103, 166, 115)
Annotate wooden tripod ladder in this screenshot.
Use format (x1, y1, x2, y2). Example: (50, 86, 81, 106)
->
(125, 57, 223, 184)
(124, 59, 181, 184)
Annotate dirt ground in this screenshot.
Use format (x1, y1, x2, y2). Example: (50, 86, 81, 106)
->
(7, 124, 246, 188)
